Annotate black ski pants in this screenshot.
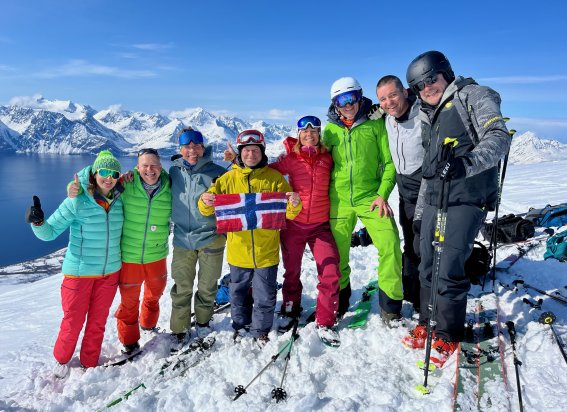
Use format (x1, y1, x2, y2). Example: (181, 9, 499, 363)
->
(418, 203, 486, 342)
(399, 195, 420, 310)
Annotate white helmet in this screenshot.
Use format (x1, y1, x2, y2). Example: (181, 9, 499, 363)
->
(330, 77, 362, 99)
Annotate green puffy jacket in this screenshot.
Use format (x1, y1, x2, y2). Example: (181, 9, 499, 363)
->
(121, 168, 172, 264)
(322, 98, 396, 206)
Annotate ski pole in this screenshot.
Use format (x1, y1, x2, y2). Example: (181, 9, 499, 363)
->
(538, 311, 567, 365)
(505, 321, 524, 412)
(484, 126, 515, 291)
(418, 138, 455, 394)
(233, 332, 296, 401)
(512, 279, 567, 306)
(271, 318, 300, 402)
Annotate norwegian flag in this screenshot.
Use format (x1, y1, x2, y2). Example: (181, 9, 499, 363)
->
(214, 192, 288, 233)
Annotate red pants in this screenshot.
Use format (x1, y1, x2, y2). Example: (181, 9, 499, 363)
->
(115, 259, 167, 345)
(280, 221, 340, 327)
(54, 272, 119, 368)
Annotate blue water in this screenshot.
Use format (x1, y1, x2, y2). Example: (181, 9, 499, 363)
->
(0, 154, 173, 267)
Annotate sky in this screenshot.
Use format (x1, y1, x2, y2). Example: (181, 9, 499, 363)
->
(1, 0, 567, 142)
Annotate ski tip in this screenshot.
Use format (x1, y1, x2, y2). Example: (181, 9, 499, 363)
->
(415, 384, 431, 395)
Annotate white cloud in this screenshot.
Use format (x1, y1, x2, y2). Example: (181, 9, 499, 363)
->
(8, 94, 44, 107)
(33, 59, 156, 79)
(479, 75, 567, 84)
(131, 43, 174, 51)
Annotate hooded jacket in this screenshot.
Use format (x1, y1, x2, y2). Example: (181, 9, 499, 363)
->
(32, 165, 124, 277)
(269, 137, 332, 224)
(414, 76, 511, 219)
(120, 168, 172, 264)
(322, 97, 396, 206)
(198, 164, 302, 268)
(170, 146, 227, 250)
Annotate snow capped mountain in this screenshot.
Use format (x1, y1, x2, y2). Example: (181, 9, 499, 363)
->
(508, 131, 567, 164)
(0, 97, 294, 156)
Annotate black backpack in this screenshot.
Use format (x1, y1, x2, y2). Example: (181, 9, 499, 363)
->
(465, 241, 491, 285)
(481, 214, 535, 244)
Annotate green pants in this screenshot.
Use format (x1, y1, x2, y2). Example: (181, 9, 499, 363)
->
(329, 203, 403, 302)
(170, 235, 226, 333)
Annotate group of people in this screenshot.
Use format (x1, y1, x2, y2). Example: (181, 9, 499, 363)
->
(26, 49, 511, 377)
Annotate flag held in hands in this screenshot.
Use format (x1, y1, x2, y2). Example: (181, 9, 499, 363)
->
(214, 192, 288, 233)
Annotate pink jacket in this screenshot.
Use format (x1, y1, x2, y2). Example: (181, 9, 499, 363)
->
(270, 137, 333, 224)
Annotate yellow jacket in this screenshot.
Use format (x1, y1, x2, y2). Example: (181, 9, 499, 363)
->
(199, 164, 301, 268)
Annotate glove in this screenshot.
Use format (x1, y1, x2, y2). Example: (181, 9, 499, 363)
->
(412, 219, 422, 257)
(436, 157, 467, 180)
(368, 104, 385, 120)
(25, 195, 44, 226)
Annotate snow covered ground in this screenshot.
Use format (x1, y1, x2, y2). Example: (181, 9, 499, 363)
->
(1, 160, 566, 412)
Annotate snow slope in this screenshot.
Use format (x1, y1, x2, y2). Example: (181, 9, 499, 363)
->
(1, 161, 566, 411)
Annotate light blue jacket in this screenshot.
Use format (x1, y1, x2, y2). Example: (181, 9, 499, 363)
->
(169, 147, 226, 250)
(32, 166, 124, 277)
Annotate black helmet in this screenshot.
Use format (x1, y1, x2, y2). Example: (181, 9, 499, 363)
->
(406, 51, 455, 95)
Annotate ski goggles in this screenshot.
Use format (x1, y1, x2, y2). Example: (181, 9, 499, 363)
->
(97, 168, 120, 179)
(413, 74, 439, 92)
(137, 148, 160, 157)
(236, 130, 265, 145)
(333, 90, 362, 108)
(297, 116, 321, 130)
(179, 130, 204, 145)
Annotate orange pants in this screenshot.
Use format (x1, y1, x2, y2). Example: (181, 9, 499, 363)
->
(115, 259, 167, 345)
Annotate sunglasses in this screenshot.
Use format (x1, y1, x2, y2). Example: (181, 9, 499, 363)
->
(138, 148, 159, 157)
(97, 168, 120, 179)
(179, 130, 204, 145)
(333, 90, 362, 108)
(237, 131, 264, 144)
(297, 115, 321, 130)
(414, 75, 439, 92)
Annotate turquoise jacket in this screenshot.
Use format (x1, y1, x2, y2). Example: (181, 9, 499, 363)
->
(121, 168, 172, 264)
(32, 165, 124, 277)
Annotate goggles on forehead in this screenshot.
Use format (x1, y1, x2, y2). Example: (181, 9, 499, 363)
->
(297, 115, 321, 130)
(413, 75, 439, 92)
(236, 130, 265, 145)
(333, 90, 362, 108)
(179, 130, 204, 146)
(97, 168, 120, 179)
(137, 148, 159, 157)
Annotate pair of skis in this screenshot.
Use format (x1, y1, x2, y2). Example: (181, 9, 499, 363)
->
(452, 293, 508, 411)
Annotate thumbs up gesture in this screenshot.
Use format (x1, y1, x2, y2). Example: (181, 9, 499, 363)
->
(68, 174, 80, 198)
(25, 195, 45, 226)
(223, 140, 237, 162)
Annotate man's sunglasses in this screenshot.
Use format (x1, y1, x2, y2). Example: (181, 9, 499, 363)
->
(333, 90, 362, 108)
(97, 168, 120, 179)
(413, 75, 439, 92)
(138, 148, 159, 157)
(297, 115, 321, 130)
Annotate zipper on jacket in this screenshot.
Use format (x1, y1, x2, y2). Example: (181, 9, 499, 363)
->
(80, 226, 84, 259)
(347, 129, 355, 206)
(102, 213, 109, 275)
(140, 196, 152, 264)
(247, 173, 258, 269)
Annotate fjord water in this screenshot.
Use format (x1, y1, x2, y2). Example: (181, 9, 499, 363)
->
(0, 154, 141, 267)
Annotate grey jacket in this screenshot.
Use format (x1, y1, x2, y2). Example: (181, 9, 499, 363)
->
(415, 76, 511, 220)
(170, 146, 227, 250)
(385, 96, 424, 176)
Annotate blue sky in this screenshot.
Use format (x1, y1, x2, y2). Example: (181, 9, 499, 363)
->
(1, 0, 567, 142)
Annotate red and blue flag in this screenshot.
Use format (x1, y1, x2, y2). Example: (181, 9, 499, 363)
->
(214, 192, 288, 233)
